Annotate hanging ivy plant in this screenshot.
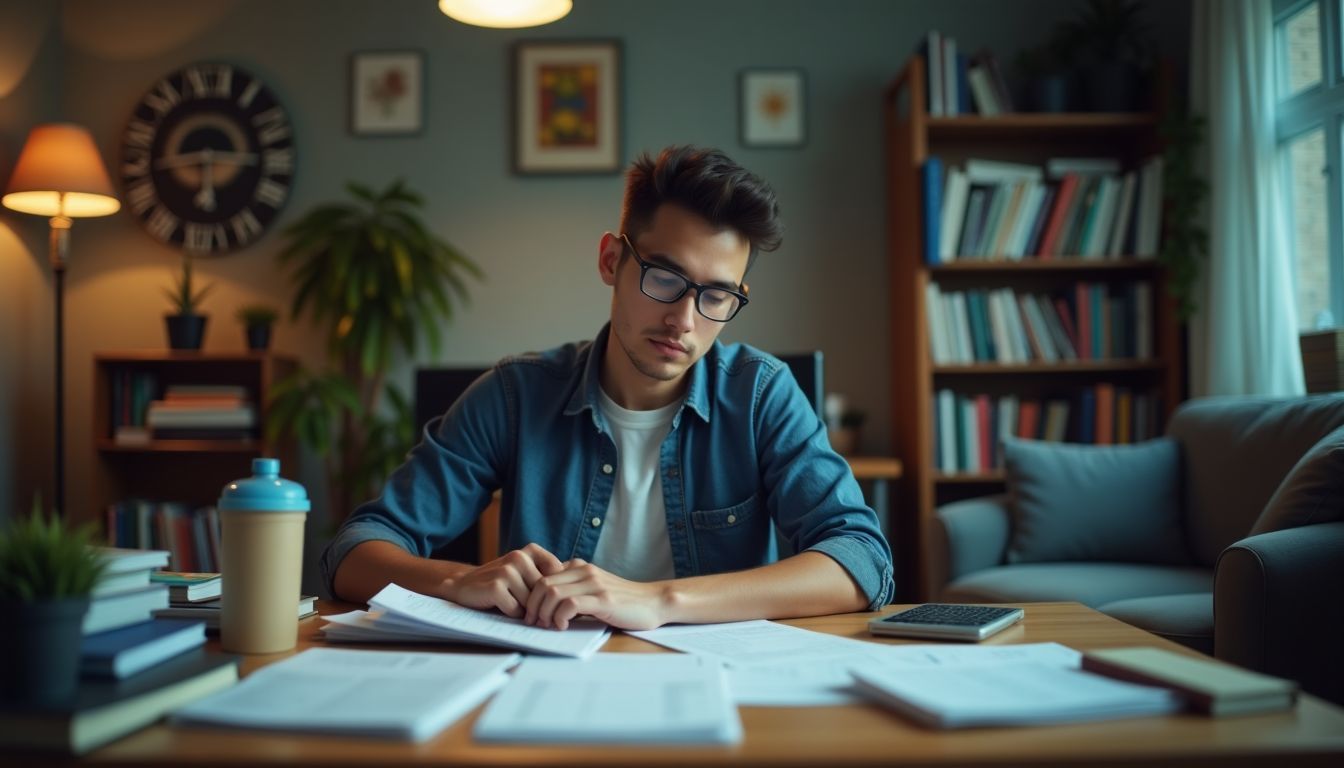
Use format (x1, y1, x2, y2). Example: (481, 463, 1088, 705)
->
(1158, 110, 1210, 321)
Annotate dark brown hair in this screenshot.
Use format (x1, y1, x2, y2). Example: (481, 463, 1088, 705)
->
(620, 146, 783, 276)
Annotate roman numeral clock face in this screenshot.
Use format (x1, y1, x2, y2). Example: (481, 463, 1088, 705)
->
(121, 63, 294, 254)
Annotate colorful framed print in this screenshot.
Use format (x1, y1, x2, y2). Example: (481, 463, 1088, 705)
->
(351, 50, 424, 136)
(513, 40, 622, 174)
(740, 69, 807, 148)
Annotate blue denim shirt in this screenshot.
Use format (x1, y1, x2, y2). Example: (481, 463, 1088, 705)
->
(320, 325, 894, 609)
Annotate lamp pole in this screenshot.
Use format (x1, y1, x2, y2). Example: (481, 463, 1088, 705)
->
(51, 211, 71, 517)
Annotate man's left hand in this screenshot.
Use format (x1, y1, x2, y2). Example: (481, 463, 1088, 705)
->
(523, 559, 670, 631)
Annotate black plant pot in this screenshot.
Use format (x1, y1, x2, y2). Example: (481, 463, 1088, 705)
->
(245, 324, 272, 351)
(165, 313, 207, 350)
(1082, 62, 1140, 112)
(0, 597, 89, 705)
(1028, 74, 1072, 113)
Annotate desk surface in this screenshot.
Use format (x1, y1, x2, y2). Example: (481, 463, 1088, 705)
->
(82, 601, 1344, 767)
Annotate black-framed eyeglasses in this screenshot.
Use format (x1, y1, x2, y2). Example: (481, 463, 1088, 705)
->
(620, 233, 749, 322)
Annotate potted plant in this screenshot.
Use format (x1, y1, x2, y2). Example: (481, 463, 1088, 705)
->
(236, 304, 279, 351)
(163, 254, 214, 350)
(1158, 110, 1210, 320)
(1015, 30, 1075, 112)
(269, 179, 480, 522)
(1057, 0, 1153, 112)
(0, 499, 106, 704)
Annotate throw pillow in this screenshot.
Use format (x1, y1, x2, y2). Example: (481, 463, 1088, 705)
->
(1249, 424, 1344, 535)
(1003, 436, 1188, 565)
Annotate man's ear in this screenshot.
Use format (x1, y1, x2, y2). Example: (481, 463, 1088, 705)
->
(598, 232, 623, 287)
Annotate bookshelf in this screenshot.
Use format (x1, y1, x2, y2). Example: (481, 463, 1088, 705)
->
(91, 351, 298, 539)
(886, 56, 1182, 600)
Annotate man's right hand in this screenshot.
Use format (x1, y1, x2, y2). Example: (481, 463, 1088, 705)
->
(438, 543, 565, 618)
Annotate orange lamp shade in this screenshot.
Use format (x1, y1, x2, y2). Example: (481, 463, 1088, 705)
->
(3, 123, 120, 218)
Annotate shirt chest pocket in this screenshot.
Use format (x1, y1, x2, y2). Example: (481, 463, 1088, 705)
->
(689, 494, 771, 573)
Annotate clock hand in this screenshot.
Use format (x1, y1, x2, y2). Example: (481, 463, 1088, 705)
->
(194, 149, 217, 212)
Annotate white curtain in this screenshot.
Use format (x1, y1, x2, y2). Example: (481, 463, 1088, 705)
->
(1190, 0, 1306, 396)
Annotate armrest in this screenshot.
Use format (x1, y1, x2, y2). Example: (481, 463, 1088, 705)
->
(930, 494, 1011, 594)
(1215, 521, 1344, 706)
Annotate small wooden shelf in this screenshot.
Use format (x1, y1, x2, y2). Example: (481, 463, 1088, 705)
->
(933, 359, 1166, 375)
(927, 113, 1157, 141)
(929, 259, 1162, 276)
(97, 439, 263, 454)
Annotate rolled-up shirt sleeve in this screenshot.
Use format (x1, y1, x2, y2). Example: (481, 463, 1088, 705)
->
(319, 367, 512, 597)
(754, 365, 895, 609)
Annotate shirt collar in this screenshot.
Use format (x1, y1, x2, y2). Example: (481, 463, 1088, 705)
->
(564, 323, 713, 424)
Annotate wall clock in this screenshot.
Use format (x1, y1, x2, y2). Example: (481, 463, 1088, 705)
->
(121, 62, 294, 254)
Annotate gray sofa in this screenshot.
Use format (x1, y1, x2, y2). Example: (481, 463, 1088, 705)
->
(931, 395, 1344, 705)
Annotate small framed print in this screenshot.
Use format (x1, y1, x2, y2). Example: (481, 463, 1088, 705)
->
(513, 40, 622, 174)
(740, 69, 807, 148)
(351, 50, 423, 136)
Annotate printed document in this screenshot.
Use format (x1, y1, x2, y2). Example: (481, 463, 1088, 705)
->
(322, 583, 611, 658)
(474, 653, 742, 744)
(172, 648, 519, 741)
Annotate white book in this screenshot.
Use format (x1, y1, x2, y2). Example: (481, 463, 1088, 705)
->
(964, 159, 1043, 184)
(475, 654, 742, 745)
(1083, 176, 1120, 258)
(967, 65, 1000, 116)
(926, 30, 944, 117)
(949, 292, 974, 364)
(852, 662, 1180, 729)
(1006, 182, 1045, 259)
(925, 282, 951, 365)
(363, 583, 611, 658)
(84, 584, 169, 635)
(174, 648, 519, 741)
(1136, 156, 1165, 257)
(95, 546, 170, 575)
(937, 389, 958, 471)
(1036, 294, 1078, 360)
(961, 397, 981, 473)
(1107, 171, 1139, 257)
(942, 36, 959, 117)
(1019, 293, 1058, 362)
(938, 168, 970, 261)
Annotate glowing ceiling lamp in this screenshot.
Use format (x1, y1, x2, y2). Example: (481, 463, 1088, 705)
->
(438, 0, 572, 28)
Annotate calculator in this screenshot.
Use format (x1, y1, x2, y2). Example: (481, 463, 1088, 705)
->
(867, 604, 1025, 642)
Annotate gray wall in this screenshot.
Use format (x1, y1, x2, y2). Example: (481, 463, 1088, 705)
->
(1, 0, 1192, 524)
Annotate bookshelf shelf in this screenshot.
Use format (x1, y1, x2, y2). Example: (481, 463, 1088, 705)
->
(886, 54, 1182, 600)
(96, 439, 263, 454)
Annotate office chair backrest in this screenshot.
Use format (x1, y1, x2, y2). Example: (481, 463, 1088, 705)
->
(775, 351, 825, 420)
(413, 366, 492, 564)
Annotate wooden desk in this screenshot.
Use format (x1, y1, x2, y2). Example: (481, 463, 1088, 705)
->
(80, 601, 1344, 767)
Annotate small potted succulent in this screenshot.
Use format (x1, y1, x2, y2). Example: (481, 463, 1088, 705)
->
(236, 303, 279, 351)
(163, 254, 214, 350)
(0, 500, 106, 704)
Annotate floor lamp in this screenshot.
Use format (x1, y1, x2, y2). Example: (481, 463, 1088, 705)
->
(3, 123, 120, 517)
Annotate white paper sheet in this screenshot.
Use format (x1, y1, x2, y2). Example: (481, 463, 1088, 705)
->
(173, 648, 520, 741)
(474, 653, 742, 744)
(366, 584, 611, 658)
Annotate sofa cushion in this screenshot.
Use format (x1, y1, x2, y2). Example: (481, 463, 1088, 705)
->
(1099, 593, 1213, 654)
(1168, 395, 1344, 566)
(1250, 424, 1344, 536)
(940, 562, 1214, 607)
(1002, 437, 1188, 564)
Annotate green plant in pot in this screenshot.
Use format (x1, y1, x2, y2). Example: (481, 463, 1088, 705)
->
(163, 254, 214, 350)
(1057, 0, 1154, 112)
(269, 179, 480, 523)
(1015, 29, 1075, 112)
(0, 499, 106, 704)
(236, 303, 279, 352)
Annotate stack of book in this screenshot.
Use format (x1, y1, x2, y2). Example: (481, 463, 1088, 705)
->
(916, 32, 1011, 117)
(144, 384, 256, 440)
(86, 548, 171, 636)
(153, 576, 318, 632)
(109, 369, 158, 445)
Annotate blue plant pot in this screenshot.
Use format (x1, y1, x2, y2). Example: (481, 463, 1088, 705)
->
(0, 596, 89, 705)
(165, 314, 207, 350)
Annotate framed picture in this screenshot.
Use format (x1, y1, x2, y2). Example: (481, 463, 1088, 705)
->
(513, 40, 622, 174)
(739, 69, 807, 148)
(350, 50, 424, 136)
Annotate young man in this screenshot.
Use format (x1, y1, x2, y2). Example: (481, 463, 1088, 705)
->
(321, 146, 893, 630)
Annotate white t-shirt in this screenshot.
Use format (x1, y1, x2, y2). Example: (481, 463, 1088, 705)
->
(591, 388, 678, 581)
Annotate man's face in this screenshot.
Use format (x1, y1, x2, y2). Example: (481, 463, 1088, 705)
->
(599, 204, 751, 391)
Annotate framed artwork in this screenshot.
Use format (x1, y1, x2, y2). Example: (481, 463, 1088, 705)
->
(739, 69, 807, 148)
(350, 50, 424, 136)
(513, 40, 622, 174)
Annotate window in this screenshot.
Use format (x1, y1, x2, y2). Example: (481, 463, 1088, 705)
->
(1275, 0, 1343, 330)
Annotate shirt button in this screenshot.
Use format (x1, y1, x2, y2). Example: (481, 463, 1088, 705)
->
(591, 517, 602, 527)
(602, 463, 613, 474)
(668, 467, 680, 477)
(727, 514, 737, 524)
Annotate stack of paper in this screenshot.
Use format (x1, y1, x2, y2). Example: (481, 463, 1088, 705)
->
(319, 583, 611, 658)
(474, 654, 742, 745)
(173, 648, 519, 741)
(851, 661, 1181, 728)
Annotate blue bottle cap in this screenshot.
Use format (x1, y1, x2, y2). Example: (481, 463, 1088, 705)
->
(218, 457, 310, 512)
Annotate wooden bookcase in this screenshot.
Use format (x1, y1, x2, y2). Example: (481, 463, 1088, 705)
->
(885, 56, 1182, 600)
(91, 351, 298, 530)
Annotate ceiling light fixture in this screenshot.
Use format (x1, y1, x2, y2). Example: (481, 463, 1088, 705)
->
(438, 0, 572, 29)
